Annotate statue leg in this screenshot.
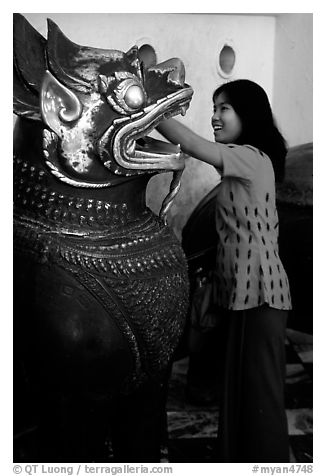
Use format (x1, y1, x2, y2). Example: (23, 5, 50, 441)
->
(14, 257, 134, 462)
(110, 379, 168, 462)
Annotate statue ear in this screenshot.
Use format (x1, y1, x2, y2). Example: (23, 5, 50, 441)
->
(40, 70, 82, 135)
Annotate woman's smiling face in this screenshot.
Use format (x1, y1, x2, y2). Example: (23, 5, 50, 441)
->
(211, 92, 242, 144)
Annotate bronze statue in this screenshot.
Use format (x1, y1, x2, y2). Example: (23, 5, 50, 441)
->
(13, 13, 193, 462)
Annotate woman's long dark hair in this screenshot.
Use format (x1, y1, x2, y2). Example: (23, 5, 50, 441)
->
(213, 79, 287, 182)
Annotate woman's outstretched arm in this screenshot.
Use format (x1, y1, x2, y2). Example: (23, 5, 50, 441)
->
(156, 118, 224, 172)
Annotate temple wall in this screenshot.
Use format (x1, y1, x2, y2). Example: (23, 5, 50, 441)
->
(273, 13, 313, 148)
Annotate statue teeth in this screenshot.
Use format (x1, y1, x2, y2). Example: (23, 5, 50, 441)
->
(130, 112, 143, 119)
(113, 117, 129, 125)
(106, 125, 115, 135)
(143, 104, 156, 113)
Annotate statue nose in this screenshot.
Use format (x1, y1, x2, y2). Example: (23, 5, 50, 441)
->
(148, 58, 185, 87)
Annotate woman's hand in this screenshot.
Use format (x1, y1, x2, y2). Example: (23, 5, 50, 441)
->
(156, 118, 224, 172)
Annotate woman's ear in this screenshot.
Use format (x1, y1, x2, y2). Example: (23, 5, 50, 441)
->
(40, 70, 82, 135)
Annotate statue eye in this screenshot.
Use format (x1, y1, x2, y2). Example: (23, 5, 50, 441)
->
(124, 85, 145, 109)
(106, 73, 146, 115)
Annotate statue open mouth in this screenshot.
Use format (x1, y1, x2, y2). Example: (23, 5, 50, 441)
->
(99, 87, 193, 175)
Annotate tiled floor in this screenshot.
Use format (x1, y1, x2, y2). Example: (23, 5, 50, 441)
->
(165, 328, 313, 463)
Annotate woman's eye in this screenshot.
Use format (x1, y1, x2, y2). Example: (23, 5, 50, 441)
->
(124, 85, 145, 109)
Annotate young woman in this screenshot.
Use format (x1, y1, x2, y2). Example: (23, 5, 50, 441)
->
(157, 79, 292, 462)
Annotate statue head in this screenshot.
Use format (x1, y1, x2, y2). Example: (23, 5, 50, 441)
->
(13, 14, 193, 190)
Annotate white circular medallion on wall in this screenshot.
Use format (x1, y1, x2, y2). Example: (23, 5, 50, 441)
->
(216, 39, 237, 79)
(135, 37, 157, 67)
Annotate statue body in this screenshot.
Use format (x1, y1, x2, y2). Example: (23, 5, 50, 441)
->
(13, 14, 193, 462)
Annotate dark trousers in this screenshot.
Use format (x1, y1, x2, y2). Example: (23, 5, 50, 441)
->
(218, 305, 289, 462)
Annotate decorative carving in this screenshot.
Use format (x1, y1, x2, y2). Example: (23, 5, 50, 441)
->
(13, 13, 193, 462)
